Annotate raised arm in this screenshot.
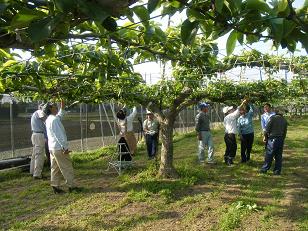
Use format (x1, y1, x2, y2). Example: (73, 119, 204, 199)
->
(127, 106, 137, 121)
(56, 100, 66, 118)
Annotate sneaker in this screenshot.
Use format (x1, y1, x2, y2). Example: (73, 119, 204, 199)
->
(273, 170, 281, 175)
(52, 186, 65, 194)
(207, 160, 216, 164)
(33, 175, 47, 180)
(259, 169, 267, 174)
(199, 160, 205, 164)
(69, 187, 84, 193)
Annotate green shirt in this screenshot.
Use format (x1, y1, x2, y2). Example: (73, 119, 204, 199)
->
(195, 111, 210, 132)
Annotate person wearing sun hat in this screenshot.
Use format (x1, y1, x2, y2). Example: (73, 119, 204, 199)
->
(223, 99, 248, 166)
(195, 102, 215, 164)
(143, 110, 159, 159)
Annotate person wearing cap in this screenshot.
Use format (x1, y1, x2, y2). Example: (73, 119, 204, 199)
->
(223, 99, 247, 166)
(261, 103, 275, 144)
(143, 110, 159, 159)
(260, 108, 288, 175)
(114, 106, 138, 155)
(237, 104, 254, 163)
(30, 104, 47, 179)
(45, 100, 80, 194)
(195, 103, 215, 164)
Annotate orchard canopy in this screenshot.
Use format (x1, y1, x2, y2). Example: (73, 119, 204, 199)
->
(0, 0, 307, 177)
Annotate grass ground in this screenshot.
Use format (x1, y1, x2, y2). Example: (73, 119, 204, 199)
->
(0, 116, 307, 231)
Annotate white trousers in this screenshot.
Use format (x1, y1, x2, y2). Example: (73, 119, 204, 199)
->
(50, 149, 75, 188)
(30, 133, 45, 177)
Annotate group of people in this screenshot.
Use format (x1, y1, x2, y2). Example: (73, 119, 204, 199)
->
(30, 99, 287, 194)
(195, 100, 288, 175)
(114, 107, 160, 160)
(30, 102, 160, 194)
(30, 100, 81, 194)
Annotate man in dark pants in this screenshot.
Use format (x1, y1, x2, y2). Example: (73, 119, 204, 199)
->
(223, 99, 247, 166)
(260, 108, 288, 175)
(143, 111, 159, 159)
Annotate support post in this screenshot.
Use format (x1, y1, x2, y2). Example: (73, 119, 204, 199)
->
(98, 104, 105, 146)
(10, 102, 15, 158)
(80, 103, 84, 152)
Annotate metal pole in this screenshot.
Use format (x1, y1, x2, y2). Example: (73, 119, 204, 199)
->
(111, 103, 117, 140)
(98, 104, 105, 146)
(85, 104, 88, 151)
(79, 103, 84, 152)
(10, 102, 15, 158)
(102, 103, 115, 138)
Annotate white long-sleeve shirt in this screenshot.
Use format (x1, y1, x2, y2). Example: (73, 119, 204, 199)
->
(113, 107, 137, 135)
(224, 108, 240, 134)
(46, 109, 68, 150)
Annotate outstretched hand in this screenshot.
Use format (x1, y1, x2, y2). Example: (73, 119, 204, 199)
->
(60, 99, 65, 109)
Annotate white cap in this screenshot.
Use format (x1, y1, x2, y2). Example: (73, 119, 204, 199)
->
(146, 110, 153, 115)
(223, 106, 234, 114)
(37, 109, 46, 118)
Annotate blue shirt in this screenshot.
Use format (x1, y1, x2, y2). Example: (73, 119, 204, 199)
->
(237, 106, 254, 135)
(261, 112, 275, 131)
(31, 110, 46, 133)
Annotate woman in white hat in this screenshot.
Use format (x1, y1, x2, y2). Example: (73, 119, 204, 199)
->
(223, 99, 247, 166)
(143, 110, 159, 159)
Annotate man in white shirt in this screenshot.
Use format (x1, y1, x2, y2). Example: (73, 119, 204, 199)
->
(223, 99, 247, 166)
(115, 106, 138, 155)
(44, 100, 80, 194)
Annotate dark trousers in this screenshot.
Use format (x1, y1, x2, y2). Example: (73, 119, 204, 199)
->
(261, 137, 284, 173)
(145, 133, 158, 158)
(224, 133, 237, 163)
(240, 133, 254, 162)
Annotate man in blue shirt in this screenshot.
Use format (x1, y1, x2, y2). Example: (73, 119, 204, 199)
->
(237, 104, 254, 162)
(30, 106, 46, 179)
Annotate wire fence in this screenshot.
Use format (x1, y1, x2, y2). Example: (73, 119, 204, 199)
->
(0, 99, 227, 160)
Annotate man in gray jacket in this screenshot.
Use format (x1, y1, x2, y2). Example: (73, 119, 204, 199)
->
(195, 103, 215, 164)
(260, 108, 288, 175)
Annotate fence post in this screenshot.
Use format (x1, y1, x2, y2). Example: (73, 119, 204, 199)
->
(85, 103, 88, 151)
(98, 104, 105, 146)
(80, 103, 84, 152)
(10, 102, 15, 158)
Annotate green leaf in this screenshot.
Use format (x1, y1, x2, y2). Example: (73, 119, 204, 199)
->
(53, 0, 75, 12)
(148, 0, 160, 14)
(226, 30, 237, 56)
(10, 8, 47, 29)
(133, 6, 150, 23)
(181, 19, 199, 45)
(79, 1, 109, 23)
(215, 0, 224, 13)
(186, 8, 207, 21)
(277, 0, 288, 12)
(27, 17, 54, 43)
(270, 18, 284, 42)
(170, 0, 181, 8)
(283, 20, 296, 38)
(0, 48, 12, 59)
(246, 0, 272, 13)
(237, 32, 244, 45)
(102, 17, 117, 32)
(155, 27, 167, 42)
(2, 60, 17, 68)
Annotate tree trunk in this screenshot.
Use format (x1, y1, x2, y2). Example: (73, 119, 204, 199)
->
(158, 117, 178, 178)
